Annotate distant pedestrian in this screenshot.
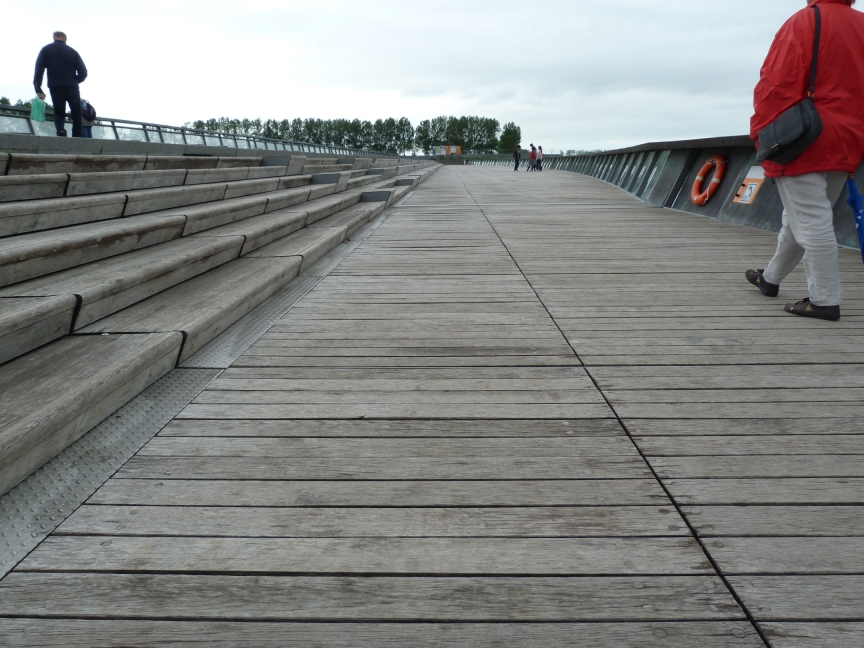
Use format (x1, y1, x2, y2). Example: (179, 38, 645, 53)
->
(33, 31, 88, 138)
(537, 146, 543, 171)
(527, 144, 537, 171)
(81, 99, 96, 138)
(746, 0, 864, 321)
(513, 145, 522, 171)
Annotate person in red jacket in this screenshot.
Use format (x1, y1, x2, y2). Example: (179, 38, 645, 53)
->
(746, 0, 864, 321)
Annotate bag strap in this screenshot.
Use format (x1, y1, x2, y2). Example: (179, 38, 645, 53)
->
(809, 5, 822, 97)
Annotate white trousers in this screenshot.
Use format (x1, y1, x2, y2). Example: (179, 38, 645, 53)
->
(762, 171, 847, 306)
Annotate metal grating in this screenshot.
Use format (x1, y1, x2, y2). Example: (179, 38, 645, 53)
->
(0, 368, 218, 579)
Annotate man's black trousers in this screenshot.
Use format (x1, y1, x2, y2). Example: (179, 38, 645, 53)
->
(49, 85, 82, 137)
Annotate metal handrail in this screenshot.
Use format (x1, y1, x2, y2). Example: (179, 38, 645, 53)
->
(0, 104, 383, 157)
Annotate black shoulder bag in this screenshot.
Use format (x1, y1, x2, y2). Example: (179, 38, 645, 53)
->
(756, 5, 823, 165)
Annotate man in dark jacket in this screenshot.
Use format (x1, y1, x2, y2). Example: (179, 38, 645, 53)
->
(513, 145, 522, 171)
(746, 0, 864, 321)
(34, 32, 88, 138)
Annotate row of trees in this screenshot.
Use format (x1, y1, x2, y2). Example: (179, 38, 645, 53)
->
(188, 115, 522, 155)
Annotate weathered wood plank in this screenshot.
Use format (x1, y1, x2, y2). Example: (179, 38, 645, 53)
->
(231, 355, 584, 367)
(58, 505, 689, 537)
(636, 435, 864, 456)
(190, 389, 608, 405)
(652, 456, 864, 479)
(729, 576, 864, 620)
(175, 403, 613, 419)
(708, 537, 864, 574)
(92, 479, 669, 507)
(117, 455, 652, 480)
(0, 573, 740, 621)
(137, 437, 638, 458)
(683, 505, 864, 536)
(625, 419, 863, 437)
(158, 418, 625, 438)
(18, 536, 713, 574)
(666, 478, 864, 505)
(761, 623, 864, 648)
(0, 620, 764, 647)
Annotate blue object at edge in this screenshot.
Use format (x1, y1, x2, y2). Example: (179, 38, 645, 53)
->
(848, 178, 864, 264)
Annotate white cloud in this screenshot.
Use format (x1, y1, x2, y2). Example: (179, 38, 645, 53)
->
(0, 0, 836, 150)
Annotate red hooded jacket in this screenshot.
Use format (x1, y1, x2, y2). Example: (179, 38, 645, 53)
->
(751, 0, 864, 177)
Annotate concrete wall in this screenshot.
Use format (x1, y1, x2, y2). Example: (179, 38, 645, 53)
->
(471, 135, 862, 249)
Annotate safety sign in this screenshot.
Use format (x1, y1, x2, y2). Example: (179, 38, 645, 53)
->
(734, 166, 766, 205)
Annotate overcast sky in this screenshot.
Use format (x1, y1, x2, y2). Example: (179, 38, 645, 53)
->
(0, 0, 841, 151)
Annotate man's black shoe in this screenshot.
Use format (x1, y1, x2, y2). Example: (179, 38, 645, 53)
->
(746, 269, 779, 297)
(785, 298, 840, 321)
(57, 129, 67, 137)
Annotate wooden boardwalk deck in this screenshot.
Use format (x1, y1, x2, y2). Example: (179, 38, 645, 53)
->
(2, 166, 863, 646)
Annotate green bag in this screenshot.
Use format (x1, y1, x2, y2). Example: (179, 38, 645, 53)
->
(30, 97, 46, 122)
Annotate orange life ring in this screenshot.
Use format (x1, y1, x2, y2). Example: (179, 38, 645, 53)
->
(691, 155, 727, 206)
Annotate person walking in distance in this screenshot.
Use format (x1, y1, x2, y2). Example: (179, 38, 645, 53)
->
(34, 31, 88, 137)
(746, 0, 864, 321)
(513, 145, 522, 171)
(527, 144, 537, 171)
(537, 146, 544, 171)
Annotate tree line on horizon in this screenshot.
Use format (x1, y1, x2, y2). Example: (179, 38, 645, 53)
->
(188, 115, 522, 155)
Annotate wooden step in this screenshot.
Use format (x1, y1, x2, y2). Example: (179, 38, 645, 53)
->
(123, 183, 228, 216)
(0, 174, 67, 203)
(67, 169, 187, 196)
(1, 235, 244, 329)
(0, 214, 185, 287)
(309, 202, 385, 237)
(0, 295, 77, 365)
(80, 257, 301, 362)
(4, 153, 146, 175)
(0, 331, 181, 496)
(248, 226, 347, 271)
(0, 193, 128, 237)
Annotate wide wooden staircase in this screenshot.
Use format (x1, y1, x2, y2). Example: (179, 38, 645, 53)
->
(0, 150, 439, 495)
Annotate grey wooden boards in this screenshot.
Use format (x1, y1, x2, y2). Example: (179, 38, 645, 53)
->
(3, 166, 861, 646)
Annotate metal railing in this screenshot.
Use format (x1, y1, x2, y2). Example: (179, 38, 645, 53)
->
(0, 104, 381, 157)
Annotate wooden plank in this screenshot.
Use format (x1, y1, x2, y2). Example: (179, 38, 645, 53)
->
(17, 536, 714, 574)
(624, 419, 863, 437)
(57, 505, 689, 537)
(231, 355, 584, 368)
(651, 456, 864, 479)
(683, 505, 864, 536)
(667, 478, 864, 505)
(117, 455, 651, 480)
(218, 366, 590, 379)
(0, 573, 741, 621)
(729, 576, 864, 620)
(708, 537, 864, 574)
(636, 435, 864, 456)
(0, 620, 765, 647)
(137, 437, 638, 458)
(91, 478, 668, 506)
(190, 389, 608, 405)
(614, 403, 864, 419)
(609, 389, 864, 404)
(158, 418, 625, 438)
(760, 623, 864, 647)
(205, 377, 598, 391)
(175, 403, 613, 419)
